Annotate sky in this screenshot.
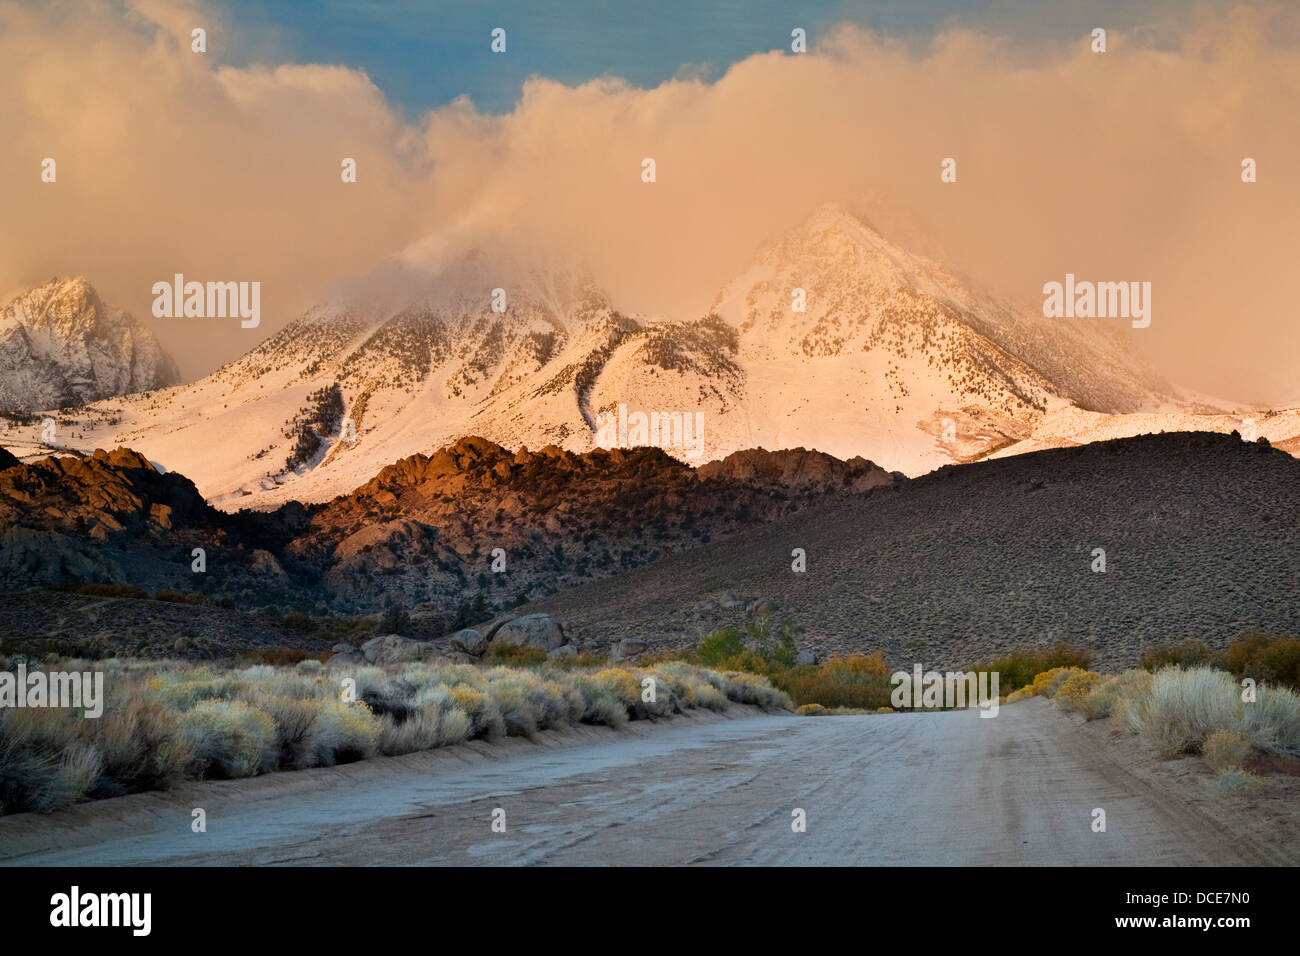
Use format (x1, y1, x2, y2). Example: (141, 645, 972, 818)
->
(2, 0, 1298, 404)
(208, 0, 1251, 116)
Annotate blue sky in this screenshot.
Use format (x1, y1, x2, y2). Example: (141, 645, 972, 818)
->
(210, 0, 1210, 116)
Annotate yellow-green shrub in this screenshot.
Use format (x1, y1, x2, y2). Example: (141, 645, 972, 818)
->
(1055, 671, 1107, 713)
(311, 699, 380, 765)
(180, 699, 277, 778)
(1203, 730, 1251, 772)
(1030, 667, 1088, 699)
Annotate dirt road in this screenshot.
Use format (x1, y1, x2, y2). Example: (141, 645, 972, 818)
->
(1, 699, 1292, 866)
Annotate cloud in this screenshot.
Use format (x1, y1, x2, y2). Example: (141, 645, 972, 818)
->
(1, 0, 1297, 402)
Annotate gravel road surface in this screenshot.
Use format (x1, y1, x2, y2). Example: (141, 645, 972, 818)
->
(2, 700, 1289, 866)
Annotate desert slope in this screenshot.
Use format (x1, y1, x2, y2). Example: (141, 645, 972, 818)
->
(521, 431, 1300, 670)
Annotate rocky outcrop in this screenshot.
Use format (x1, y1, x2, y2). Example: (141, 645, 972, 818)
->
(0, 447, 212, 538)
(286, 436, 896, 613)
(0, 436, 896, 614)
(697, 447, 896, 493)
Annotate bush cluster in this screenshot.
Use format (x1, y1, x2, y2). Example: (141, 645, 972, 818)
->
(0, 653, 789, 815)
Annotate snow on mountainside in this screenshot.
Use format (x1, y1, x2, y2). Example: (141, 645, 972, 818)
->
(706, 203, 1180, 467)
(0, 277, 178, 412)
(5, 206, 1280, 509)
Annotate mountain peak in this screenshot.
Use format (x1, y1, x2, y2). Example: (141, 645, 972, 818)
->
(801, 201, 872, 231)
(16, 275, 102, 319)
(0, 276, 179, 412)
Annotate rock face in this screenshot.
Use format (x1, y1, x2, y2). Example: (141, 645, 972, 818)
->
(0, 276, 179, 412)
(289, 435, 894, 612)
(489, 613, 567, 652)
(0, 446, 293, 598)
(0, 447, 19, 470)
(0, 447, 212, 554)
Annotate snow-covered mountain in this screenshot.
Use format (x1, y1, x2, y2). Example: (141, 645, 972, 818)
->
(702, 203, 1180, 466)
(4, 205, 1267, 508)
(0, 277, 178, 412)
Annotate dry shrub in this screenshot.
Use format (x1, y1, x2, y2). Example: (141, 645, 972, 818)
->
(0, 708, 96, 813)
(310, 699, 380, 765)
(1135, 668, 1242, 756)
(1107, 670, 1155, 731)
(379, 704, 472, 755)
(88, 696, 194, 793)
(0, 653, 756, 814)
(245, 692, 320, 769)
(772, 653, 892, 710)
(1211, 769, 1265, 797)
(1237, 684, 1300, 756)
(1030, 667, 1087, 699)
(1075, 676, 1117, 720)
(1203, 730, 1251, 772)
(180, 699, 277, 779)
(1223, 633, 1300, 692)
(1054, 671, 1107, 713)
(449, 684, 506, 739)
(719, 672, 791, 709)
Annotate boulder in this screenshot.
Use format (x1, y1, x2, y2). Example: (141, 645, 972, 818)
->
(449, 628, 488, 656)
(611, 637, 648, 662)
(490, 613, 566, 651)
(481, 614, 519, 641)
(249, 549, 288, 579)
(548, 644, 578, 659)
(795, 650, 818, 666)
(360, 633, 440, 665)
